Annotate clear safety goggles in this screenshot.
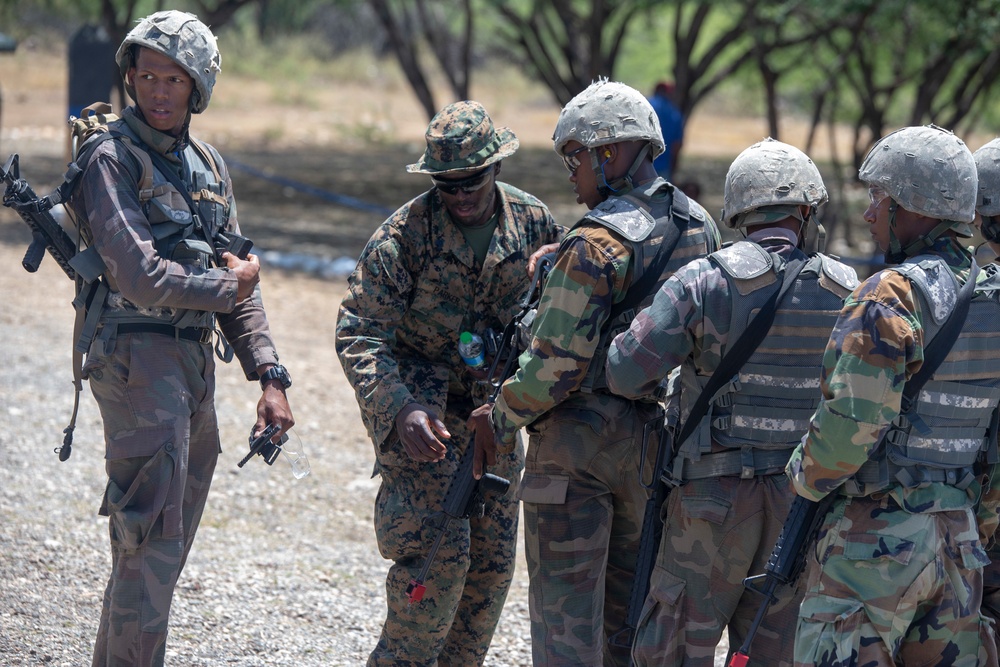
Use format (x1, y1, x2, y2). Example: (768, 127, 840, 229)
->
(868, 185, 890, 208)
(560, 145, 590, 173)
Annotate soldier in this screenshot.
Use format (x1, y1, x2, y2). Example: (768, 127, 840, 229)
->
(66, 11, 295, 666)
(975, 139, 1000, 262)
(604, 139, 858, 666)
(786, 125, 1000, 666)
(974, 138, 1000, 664)
(335, 100, 562, 666)
(470, 78, 720, 666)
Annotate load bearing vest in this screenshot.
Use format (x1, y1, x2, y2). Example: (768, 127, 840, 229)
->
(671, 242, 858, 481)
(850, 257, 1000, 493)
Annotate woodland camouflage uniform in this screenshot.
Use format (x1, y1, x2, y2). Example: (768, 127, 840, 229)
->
(605, 139, 858, 667)
(787, 125, 1000, 666)
(489, 79, 720, 666)
(336, 101, 562, 666)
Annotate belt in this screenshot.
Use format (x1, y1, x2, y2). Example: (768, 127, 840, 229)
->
(116, 322, 213, 344)
(667, 447, 792, 482)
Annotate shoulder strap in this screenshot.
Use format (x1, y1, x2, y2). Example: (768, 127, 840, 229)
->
(607, 185, 691, 323)
(673, 255, 807, 449)
(899, 260, 979, 434)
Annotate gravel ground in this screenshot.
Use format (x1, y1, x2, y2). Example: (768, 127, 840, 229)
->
(0, 234, 539, 667)
(0, 231, 728, 666)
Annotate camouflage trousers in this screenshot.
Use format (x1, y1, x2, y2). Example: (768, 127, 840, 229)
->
(369, 396, 523, 667)
(519, 392, 660, 667)
(979, 542, 1000, 666)
(795, 494, 992, 667)
(84, 332, 219, 667)
(632, 472, 799, 667)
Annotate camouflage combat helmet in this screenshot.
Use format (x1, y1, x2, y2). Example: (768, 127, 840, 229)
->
(721, 138, 828, 230)
(552, 78, 665, 158)
(974, 138, 1000, 243)
(406, 101, 519, 176)
(553, 78, 665, 198)
(116, 10, 222, 114)
(859, 125, 977, 231)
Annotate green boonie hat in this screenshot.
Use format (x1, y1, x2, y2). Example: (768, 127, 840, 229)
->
(407, 100, 519, 175)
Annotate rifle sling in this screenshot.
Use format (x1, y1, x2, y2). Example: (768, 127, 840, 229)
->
(672, 254, 807, 453)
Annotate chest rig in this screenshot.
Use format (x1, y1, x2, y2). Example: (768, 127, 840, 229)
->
(847, 257, 1000, 495)
(68, 118, 231, 357)
(671, 242, 857, 482)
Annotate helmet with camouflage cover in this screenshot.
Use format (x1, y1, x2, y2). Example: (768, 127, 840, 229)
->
(721, 138, 828, 230)
(859, 124, 977, 232)
(116, 10, 221, 114)
(406, 100, 518, 176)
(974, 138, 1000, 243)
(552, 78, 665, 158)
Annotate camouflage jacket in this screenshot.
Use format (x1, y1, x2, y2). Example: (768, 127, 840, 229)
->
(491, 179, 719, 448)
(787, 240, 1000, 538)
(335, 182, 562, 448)
(67, 106, 279, 379)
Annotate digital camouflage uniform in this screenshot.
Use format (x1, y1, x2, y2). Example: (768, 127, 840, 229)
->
(492, 164, 719, 664)
(787, 126, 1000, 667)
(336, 101, 562, 667)
(605, 224, 857, 666)
(65, 12, 283, 667)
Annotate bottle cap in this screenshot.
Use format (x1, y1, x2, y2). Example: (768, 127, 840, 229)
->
(460, 331, 473, 344)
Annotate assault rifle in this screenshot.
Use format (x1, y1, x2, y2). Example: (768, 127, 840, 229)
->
(406, 252, 555, 605)
(728, 493, 835, 667)
(1, 154, 78, 280)
(608, 415, 672, 650)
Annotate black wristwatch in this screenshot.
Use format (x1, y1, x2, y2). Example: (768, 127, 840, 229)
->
(259, 364, 292, 390)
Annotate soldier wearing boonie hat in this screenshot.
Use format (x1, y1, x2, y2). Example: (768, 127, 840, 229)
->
(336, 100, 563, 666)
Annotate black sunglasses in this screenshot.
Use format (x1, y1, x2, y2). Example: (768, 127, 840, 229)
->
(432, 167, 494, 195)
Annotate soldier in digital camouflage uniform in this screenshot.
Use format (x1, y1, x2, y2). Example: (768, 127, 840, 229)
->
(604, 139, 858, 666)
(335, 100, 562, 666)
(974, 138, 1000, 665)
(64, 11, 295, 667)
(469, 79, 720, 666)
(787, 124, 1000, 666)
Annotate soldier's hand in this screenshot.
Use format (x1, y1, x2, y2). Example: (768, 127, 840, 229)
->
(527, 243, 560, 278)
(224, 251, 261, 302)
(467, 403, 499, 479)
(395, 403, 449, 462)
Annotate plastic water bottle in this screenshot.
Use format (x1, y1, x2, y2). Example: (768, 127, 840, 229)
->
(458, 331, 486, 369)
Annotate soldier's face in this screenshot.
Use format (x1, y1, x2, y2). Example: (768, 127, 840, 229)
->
(864, 184, 892, 252)
(561, 141, 603, 209)
(435, 165, 498, 227)
(128, 47, 194, 137)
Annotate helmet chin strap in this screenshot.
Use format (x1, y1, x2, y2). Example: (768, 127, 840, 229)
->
(885, 199, 954, 263)
(594, 143, 652, 199)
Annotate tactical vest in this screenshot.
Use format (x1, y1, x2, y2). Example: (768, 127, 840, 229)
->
(580, 179, 713, 394)
(69, 119, 231, 355)
(847, 257, 1000, 494)
(671, 242, 858, 481)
